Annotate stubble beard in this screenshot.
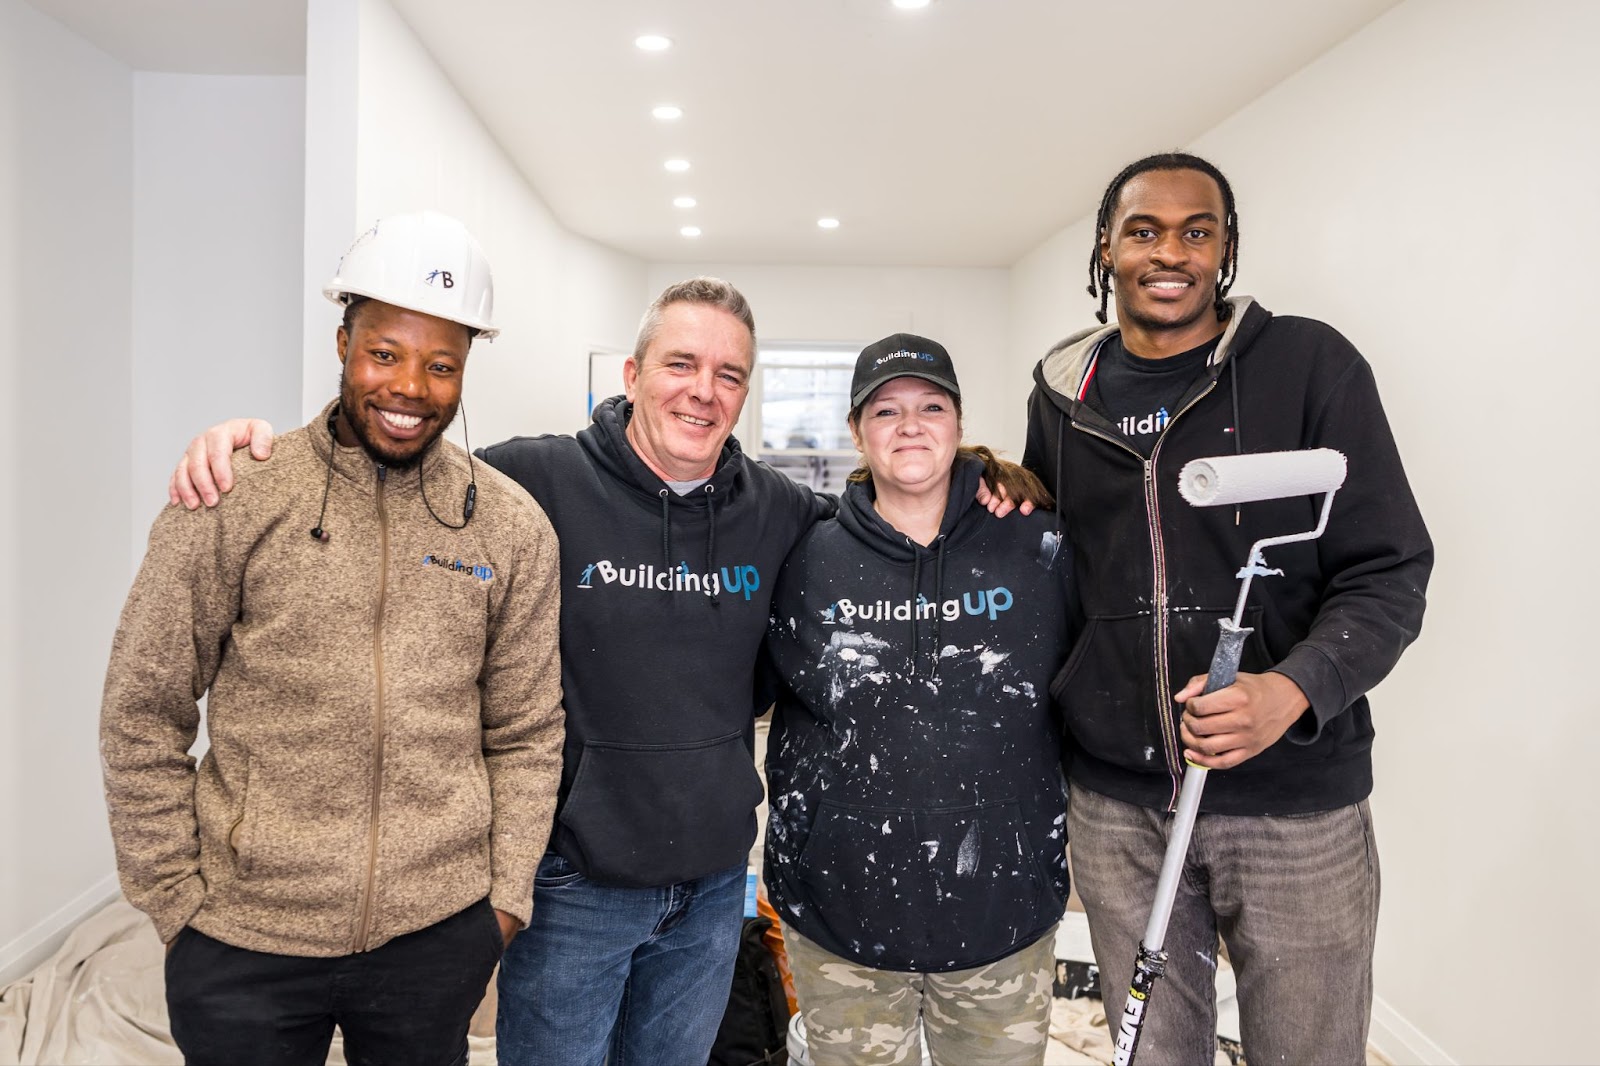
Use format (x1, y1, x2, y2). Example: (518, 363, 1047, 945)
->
(336, 371, 457, 471)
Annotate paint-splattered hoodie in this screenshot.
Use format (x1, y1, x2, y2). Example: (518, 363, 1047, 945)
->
(478, 397, 831, 888)
(763, 455, 1075, 973)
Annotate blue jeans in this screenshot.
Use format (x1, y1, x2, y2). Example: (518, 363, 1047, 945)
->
(496, 852, 746, 1066)
(1068, 783, 1380, 1065)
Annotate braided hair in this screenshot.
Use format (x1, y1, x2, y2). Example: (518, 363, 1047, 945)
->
(1086, 152, 1239, 325)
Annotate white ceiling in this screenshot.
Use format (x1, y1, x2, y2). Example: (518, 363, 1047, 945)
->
(27, 0, 1402, 267)
(27, 0, 305, 74)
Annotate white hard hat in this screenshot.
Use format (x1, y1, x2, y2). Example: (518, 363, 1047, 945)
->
(324, 210, 498, 340)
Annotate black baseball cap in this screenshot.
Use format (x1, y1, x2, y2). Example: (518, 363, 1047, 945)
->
(849, 333, 961, 408)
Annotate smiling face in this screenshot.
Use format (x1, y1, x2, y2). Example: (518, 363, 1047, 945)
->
(1103, 167, 1229, 356)
(623, 301, 753, 481)
(850, 377, 960, 497)
(334, 299, 469, 468)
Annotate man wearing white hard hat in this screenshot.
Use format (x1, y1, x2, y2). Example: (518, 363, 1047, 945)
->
(100, 211, 565, 1066)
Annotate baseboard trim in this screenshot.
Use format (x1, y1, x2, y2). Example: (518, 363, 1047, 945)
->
(1369, 994, 1457, 1065)
(0, 873, 121, 987)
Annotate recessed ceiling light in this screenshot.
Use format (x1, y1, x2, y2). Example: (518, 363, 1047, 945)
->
(673, 196, 697, 209)
(680, 226, 702, 238)
(891, 0, 931, 8)
(817, 217, 841, 230)
(634, 34, 672, 51)
(664, 158, 691, 173)
(652, 105, 684, 121)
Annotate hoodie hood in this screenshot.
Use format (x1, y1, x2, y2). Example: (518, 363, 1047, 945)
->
(1035, 295, 1263, 410)
(581, 395, 747, 505)
(1030, 297, 1270, 529)
(834, 453, 986, 562)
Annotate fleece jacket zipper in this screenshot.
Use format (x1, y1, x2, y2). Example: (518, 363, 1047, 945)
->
(354, 463, 390, 952)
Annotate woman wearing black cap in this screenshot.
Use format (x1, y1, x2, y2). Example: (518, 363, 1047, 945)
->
(763, 334, 1076, 1066)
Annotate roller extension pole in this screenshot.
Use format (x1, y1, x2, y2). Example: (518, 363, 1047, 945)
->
(1113, 449, 1346, 1066)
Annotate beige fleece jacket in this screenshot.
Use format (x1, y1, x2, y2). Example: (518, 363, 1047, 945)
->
(101, 404, 564, 956)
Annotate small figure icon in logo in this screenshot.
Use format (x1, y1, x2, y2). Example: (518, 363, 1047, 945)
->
(425, 269, 455, 288)
(578, 563, 597, 589)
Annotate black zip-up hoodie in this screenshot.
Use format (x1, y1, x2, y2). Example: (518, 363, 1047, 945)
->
(479, 397, 830, 887)
(1025, 297, 1433, 816)
(764, 456, 1074, 973)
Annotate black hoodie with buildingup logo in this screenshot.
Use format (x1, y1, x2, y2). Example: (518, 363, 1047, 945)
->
(763, 455, 1075, 973)
(478, 397, 830, 888)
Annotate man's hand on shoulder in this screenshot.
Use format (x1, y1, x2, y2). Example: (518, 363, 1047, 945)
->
(169, 419, 276, 509)
(1175, 670, 1309, 770)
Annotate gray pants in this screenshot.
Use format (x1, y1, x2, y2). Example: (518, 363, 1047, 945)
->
(1068, 783, 1379, 1066)
(784, 923, 1056, 1066)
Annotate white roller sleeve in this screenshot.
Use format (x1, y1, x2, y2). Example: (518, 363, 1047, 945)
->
(1178, 448, 1347, 507)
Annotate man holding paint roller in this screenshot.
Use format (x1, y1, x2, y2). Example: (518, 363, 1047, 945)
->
(1024, 152, 1432, 1064)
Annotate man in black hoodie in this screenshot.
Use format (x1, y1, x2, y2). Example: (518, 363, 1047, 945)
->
(1024, 154, 1432, 1064)
(476, 279, 832, 1066)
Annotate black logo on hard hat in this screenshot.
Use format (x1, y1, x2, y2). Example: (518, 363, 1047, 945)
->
(426, 270, 455, 288)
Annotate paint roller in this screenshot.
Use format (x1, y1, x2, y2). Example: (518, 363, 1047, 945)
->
(1113, 448, 1348, 1066)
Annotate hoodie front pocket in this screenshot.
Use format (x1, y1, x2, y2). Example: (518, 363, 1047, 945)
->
(557, 731, 764, 887)
(794, 798, 1046, 970)
(1050, 614, 1166, 770)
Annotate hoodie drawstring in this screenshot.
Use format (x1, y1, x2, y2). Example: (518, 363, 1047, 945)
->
(657, 489, 672, 594)
(656, 484, 721, 603)
(930, 534, 947, 681)
(704, 483, 719, 606)
(1229, 355, 1243, 526)
(905, 534, 949, 680)
(1054, 411, 1067, 535)
(907, 546, 922, 676)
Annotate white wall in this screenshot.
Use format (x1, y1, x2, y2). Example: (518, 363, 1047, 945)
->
(0, 0, 131, 984)
(1009, 219, 1097, 416)
(132, 73, 305, 543)
(298, 0, 646, 450)
(647, 262, 1016, 456)
(1008, 1, 1599, 1062)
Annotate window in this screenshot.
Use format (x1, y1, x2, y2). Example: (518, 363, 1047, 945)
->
(739, 343, 861, 493)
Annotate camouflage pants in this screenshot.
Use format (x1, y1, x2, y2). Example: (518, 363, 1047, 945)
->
(784, 924, 1056, 1066)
